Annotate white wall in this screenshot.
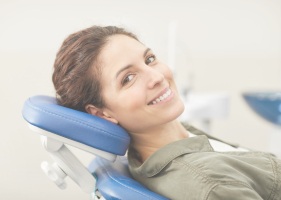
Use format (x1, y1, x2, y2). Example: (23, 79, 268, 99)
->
(0, 0, 280, 199)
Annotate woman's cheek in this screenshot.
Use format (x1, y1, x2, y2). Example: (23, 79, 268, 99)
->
(122, 89, 145, 109)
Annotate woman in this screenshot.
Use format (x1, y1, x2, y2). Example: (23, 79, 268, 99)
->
(52, 25, 281, 200)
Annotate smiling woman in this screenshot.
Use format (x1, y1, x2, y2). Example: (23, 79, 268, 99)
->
(52, 25, 281, 200)
(86, 34, 185, 136)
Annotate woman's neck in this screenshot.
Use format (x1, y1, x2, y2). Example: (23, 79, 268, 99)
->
(129, 120, 189, 162)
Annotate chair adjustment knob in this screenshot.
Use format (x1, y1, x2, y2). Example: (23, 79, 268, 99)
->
(41, 161, 67, 189)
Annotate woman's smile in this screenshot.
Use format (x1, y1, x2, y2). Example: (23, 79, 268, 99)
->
(148, 88, 173, 105)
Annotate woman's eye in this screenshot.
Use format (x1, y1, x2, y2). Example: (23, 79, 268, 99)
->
(145, 55, 156, 65)
(122, 74, 134, 85)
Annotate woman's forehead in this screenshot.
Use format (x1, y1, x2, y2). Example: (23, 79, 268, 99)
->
(99, 35, 145, 71)
(105, 34, 144, 54)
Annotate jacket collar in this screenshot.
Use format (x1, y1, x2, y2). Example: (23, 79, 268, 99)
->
(128, 135, 214, 177)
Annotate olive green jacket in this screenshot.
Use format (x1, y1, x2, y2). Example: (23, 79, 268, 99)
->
(128, 126, 281, 200)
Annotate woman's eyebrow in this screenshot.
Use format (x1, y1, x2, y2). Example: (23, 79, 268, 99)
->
(115, 48, 151, 79)
(115, 64, 133, 79)
(143, 48, 151, 57)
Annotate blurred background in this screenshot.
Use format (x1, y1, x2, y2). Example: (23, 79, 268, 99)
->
(0, 0, 280, 199)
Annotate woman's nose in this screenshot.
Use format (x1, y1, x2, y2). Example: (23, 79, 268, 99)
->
(146, 67, 165, 89)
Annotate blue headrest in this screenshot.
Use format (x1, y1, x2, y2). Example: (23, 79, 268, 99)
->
(22, 95, 130, 155)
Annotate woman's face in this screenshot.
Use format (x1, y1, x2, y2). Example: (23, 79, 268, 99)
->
(97, 34, 184, 133)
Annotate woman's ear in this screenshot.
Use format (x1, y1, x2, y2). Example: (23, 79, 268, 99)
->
(85, 104, 118, 124)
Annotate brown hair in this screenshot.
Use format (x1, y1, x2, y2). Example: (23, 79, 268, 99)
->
(52, 25, 138, 112)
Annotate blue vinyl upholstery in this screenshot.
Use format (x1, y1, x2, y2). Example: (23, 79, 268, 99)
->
(22, 95, 130, 155)
(89, 157, 168, 200)
(22, 95, 168, 199)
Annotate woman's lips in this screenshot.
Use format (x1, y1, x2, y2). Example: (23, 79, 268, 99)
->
(148, 88, 172, 105)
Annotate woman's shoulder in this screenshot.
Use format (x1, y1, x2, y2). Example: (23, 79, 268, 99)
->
(128, 141, 281, 200)
(174, 150, 277, 185)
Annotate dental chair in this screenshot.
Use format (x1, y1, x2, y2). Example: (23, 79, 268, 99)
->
(22, 95, 168, 200)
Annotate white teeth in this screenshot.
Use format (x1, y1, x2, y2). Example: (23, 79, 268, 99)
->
(151, 89, 172, 105)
